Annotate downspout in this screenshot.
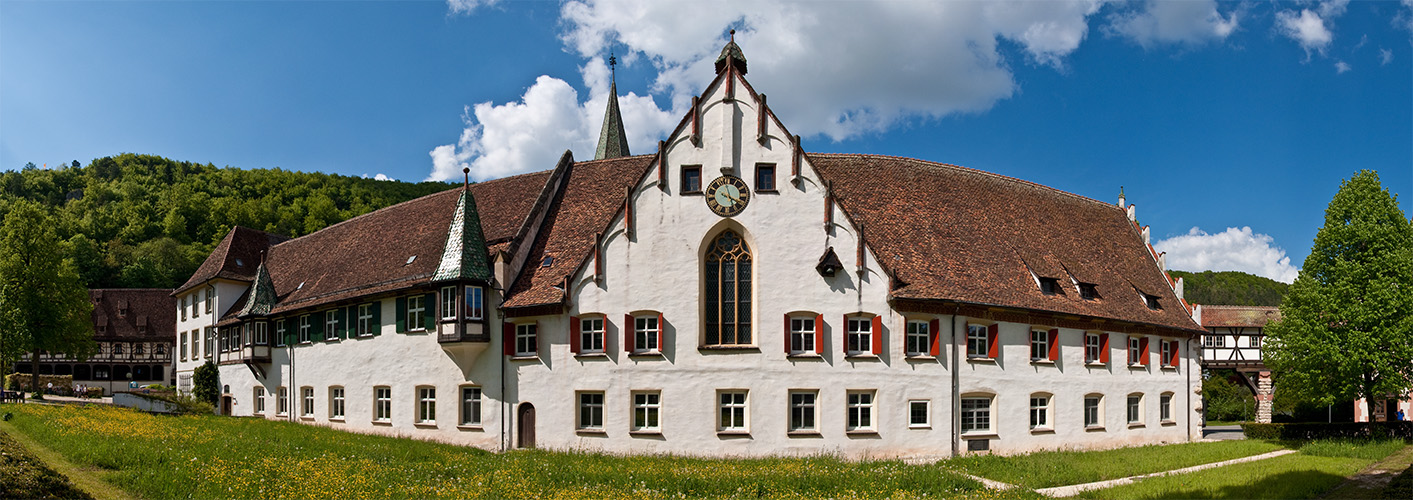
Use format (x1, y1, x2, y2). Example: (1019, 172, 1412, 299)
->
(950, 309, 960, 457)
(1186, 337, 1193, 441)
(500, 307, 507, 452)
(289, 338, 295, 423)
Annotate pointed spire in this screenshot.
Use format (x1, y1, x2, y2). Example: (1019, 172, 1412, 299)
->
(595, 53, 631, 160)
(433, 184, 492, 284)
(715, 29, 748, 75)
(235, 257, 277, 318)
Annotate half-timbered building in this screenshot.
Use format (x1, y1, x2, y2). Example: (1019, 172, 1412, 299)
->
(15, 289, 175, 395)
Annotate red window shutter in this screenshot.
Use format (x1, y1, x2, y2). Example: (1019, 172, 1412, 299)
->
(569, 316, 581, 354)
(534, 321, 542, 354)
(987, 323, 999, 359)
(929, 318, 941, 356)
(1140, 337, 1149, 365)
(1100, 333, 1110, 363)
(784, 313, 792, 354)
(1170, 341, 1181, 366)
(1048, 329, 1060, 361)
(624, 314, 635, 352)
(502, 323, 514, 356)
(814, 314, 824, 354)
(871, 316, 883, 355)
(657, 312, 664, 352)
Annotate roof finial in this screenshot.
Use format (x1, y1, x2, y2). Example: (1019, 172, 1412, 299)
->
(730, 29, 735, 42)
(463, 167, 470, 191)
(609, 52, 617, 84)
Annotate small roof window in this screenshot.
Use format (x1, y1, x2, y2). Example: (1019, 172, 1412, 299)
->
(1078, 283, 1100, 301)
(235, 258, 245, 267)
(541, 256, 554, 268)
(1144, 294, 1162, 310)
(1038, 277, 1060, 295)
(406, 255, 417, 265)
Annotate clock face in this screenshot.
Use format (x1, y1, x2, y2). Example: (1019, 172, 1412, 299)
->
(704, 175, 751, 217)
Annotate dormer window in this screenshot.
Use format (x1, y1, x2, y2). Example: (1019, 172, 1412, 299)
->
(1144, 294, 1161, 310)
(541, 256, 554, 268)
(405, 255, 416, 265)
(1038, 277, 1060, 295)
(1078, 283, 1099, 301)
(235, 258, 245, 267)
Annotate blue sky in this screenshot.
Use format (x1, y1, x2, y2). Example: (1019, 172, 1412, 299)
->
(3, 1, 1410, 283)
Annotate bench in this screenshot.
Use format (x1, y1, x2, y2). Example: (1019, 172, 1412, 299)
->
(0, 391, 24, 403)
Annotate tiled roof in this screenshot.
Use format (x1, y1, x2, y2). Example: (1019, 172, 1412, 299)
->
(89, 289, 175, 341)
(477, 171, 553, 245)
(809, 153, 1203, 333)
(502, 155, 656, 310)
(1201, 305, 1280, 329)
(175, 226, 289, 294)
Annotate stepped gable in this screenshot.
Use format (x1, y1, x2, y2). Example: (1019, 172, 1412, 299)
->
(809, 153, 1202, 333)
(503, 155, 656, 311)
(90, 289, 175, 340)
(250, 171, 549, 315)
(176, 226, 289, 294)
(1201, 305, 1279, 328)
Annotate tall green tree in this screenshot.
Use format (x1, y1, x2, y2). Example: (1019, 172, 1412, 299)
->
(0, 200, 96, 397)
(1265, 170, 1413, 420)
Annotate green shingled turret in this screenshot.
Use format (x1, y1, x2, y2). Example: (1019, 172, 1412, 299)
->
(236, 260, 277, 318)
(432, 185, 492, 283)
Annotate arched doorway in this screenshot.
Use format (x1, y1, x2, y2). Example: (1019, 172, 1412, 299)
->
(221, 395, 233, 415)
(517, 403, 536, 449)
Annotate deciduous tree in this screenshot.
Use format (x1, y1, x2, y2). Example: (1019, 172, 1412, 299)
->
(1265, 170, 1413, 420)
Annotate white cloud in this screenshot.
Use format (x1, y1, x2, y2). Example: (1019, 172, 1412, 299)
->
(1106, 0, 1238, 48)
(1335, 60, 1351, 73)
(447, 0, 498, 16)
(1275, 1, 1348, 56)
(1154, 227, 1300, 283)
(1381, 48, 1393, 65)
(374, 173, 392, 181)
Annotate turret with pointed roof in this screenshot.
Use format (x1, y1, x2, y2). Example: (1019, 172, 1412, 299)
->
(594, 55, 631, 160)
(433, 168, 492, 284)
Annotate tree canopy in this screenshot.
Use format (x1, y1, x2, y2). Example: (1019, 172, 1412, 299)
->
(0, 200, 96, 396)
(1264, 170, 1413, 419)
(0, 154, 453, 289)
(1168, 270, 1289, 306)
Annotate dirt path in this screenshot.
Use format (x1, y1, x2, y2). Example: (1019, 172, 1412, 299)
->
(1320, 445, 1413, 500)
(0, 418, 133, 500)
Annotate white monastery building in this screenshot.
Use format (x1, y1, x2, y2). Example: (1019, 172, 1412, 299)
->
(173, 40, 1206, 459)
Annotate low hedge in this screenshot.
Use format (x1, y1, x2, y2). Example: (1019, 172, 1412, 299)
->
(1242, 421, 1413, 440)
(1386, 463, 1413, 499)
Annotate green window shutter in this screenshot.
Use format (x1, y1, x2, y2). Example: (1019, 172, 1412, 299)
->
(424, 293, 436, 331)
(370, 302, 382, 336)
(311, 312, 324, 342)
(396, 297, 407, 333)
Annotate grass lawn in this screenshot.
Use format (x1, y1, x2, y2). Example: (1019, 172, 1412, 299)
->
(0, 425, 92, 500)
(1, 403, 1028, 500)
(1073, 440, 1408, 499)
(939, 440, 1284, 489)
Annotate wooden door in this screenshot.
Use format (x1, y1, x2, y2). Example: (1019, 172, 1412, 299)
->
(221, 396, 232, 415)
(517, 403, 536, 448)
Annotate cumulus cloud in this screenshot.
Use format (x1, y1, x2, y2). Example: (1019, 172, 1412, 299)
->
(447, 0, 498, 15)
(1154, 227, 1300, 283)
(1335, 60, 1351, 73)
(1381, 48, 1393, 65)
(430, 0, 1124, 181)
(1275, 1, 1348, 56)
(1106, 0, 1238, 47)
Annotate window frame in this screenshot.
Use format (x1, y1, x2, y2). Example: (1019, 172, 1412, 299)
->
(789, 315, 817, 356)
(417, 386, 437, 425)
(373, 386, 392, 423)
(465, 286, 484, 320)
(846, 390, 876, 432)
(301, 386, 314, 418)
(905, 320, 931, 357)
(717, 389, 749, 433)
(1030, 329, 1049, 361)
(324, 310, 340, 341)
(1127, 393, 1145, 426)
(330, 387, 345, 420)
(789, 390, 818, 433)
(703, 230, 753, 347)
(1030, 393, 1054, 431)
(1084, 394, 1104, 429)
(515, 323, 538, 357)
(680, 165, 702, 193)
(298, 315, 311, 344)
(254, 386, 266, 414)
(460, 386, 483, 427)
(754, 163, 776, 192)
(440, 286, 457, 320)
(966, 324, 990, 359)
(960, 395, 994, 434)
(254, 321, 268, 346)
(357, 304, 373, 336)
(277, 386, 289, 416)
(205, 286, 214, 314)
(580, 316, 606, 354)
(180, 332, 188, 361)
(275, 320, 286, 347)
(577, 391, 605, 432)
(908, 399, 931, 429)
(845, 316, 872, 356)
(1085, 333, 1103, 363)
(1160, 392, 1174, 423)
(407, 295, 426, 332)
(633, 314, 661, 353)
(631, 391, 661, 433)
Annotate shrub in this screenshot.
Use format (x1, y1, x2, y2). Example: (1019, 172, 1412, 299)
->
(1241, 421, 1413, 440)
(191, 361, 218, 406)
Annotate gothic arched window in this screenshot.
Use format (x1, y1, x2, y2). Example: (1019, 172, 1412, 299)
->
(705, 230, 752, 346)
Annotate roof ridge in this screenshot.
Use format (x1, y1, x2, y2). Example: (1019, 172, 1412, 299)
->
(809, 153, 1123, 212)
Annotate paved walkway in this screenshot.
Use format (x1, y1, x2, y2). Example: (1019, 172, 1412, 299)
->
(1029, 449, 1297, 497)
(1202, 424, 1246, 440)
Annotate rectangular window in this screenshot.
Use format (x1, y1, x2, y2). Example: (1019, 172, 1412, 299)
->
(1129, 337, 1142, 365)
(580, 317, 605, 353)
(277, 387, 288, 416)
(755, 163, 776, 191)
(465, 286, 484, 320)
(719, 390, 748, 432)
(1085, 397, 1102, 427)
(325, 311, 339, 341)
(357, 304, 373, 336)
(302, 387, 314, 417)
(1252, 336, 1262, 348)
(299, 315, 311, 343)
(1079, 283, 1099, 300)
(205, 327, 214, 357)
(681, 165, 702, 193)
(789, 391, 817, 432)
(181, 296, 188, 321)
(789, 317, 816, 354)
(1161, 394, 1173, 421)
(418, 387, 436, 424)
(1030, 396, 1050, 429)
(909, 399, 930, 428)
(578, 392, 604, 430)
(634, 315, 659, 352)
(847, 391, 875, 431)
(1128, 395, 1143, 424)
(193, 330, 201, 358)
(461, 387, 482, 426)
(961, 397, 992, 433)
(331, 388, 345, 419)
(632, 392, 661, 432)
(906, 320, 930, 356)
(846, 317, 871, 355)
(1161, 340, 1173, 366)
(1039, 277, 1059, 295)
(254, 386, 265, 414)
(254, 322, 268, 345)
(967, 324, 989, 358)
(1145, 294, 1161, 310)
(1030, 329, 1049, 360)
(440, 286, 457, 320)
(180, 332, 188, 360)
(374, 387, 391, 422)
(515, 323, 537, 356)
(407, 295, 426, 331)
(275, 320, 286, 347)
(1085, 333, 1102, 363)
(205, 287, 213, 314)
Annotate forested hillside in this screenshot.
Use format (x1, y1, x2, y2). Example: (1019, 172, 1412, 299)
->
(1169, 270, 1290, 306)
(0, 155, 453, 289)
